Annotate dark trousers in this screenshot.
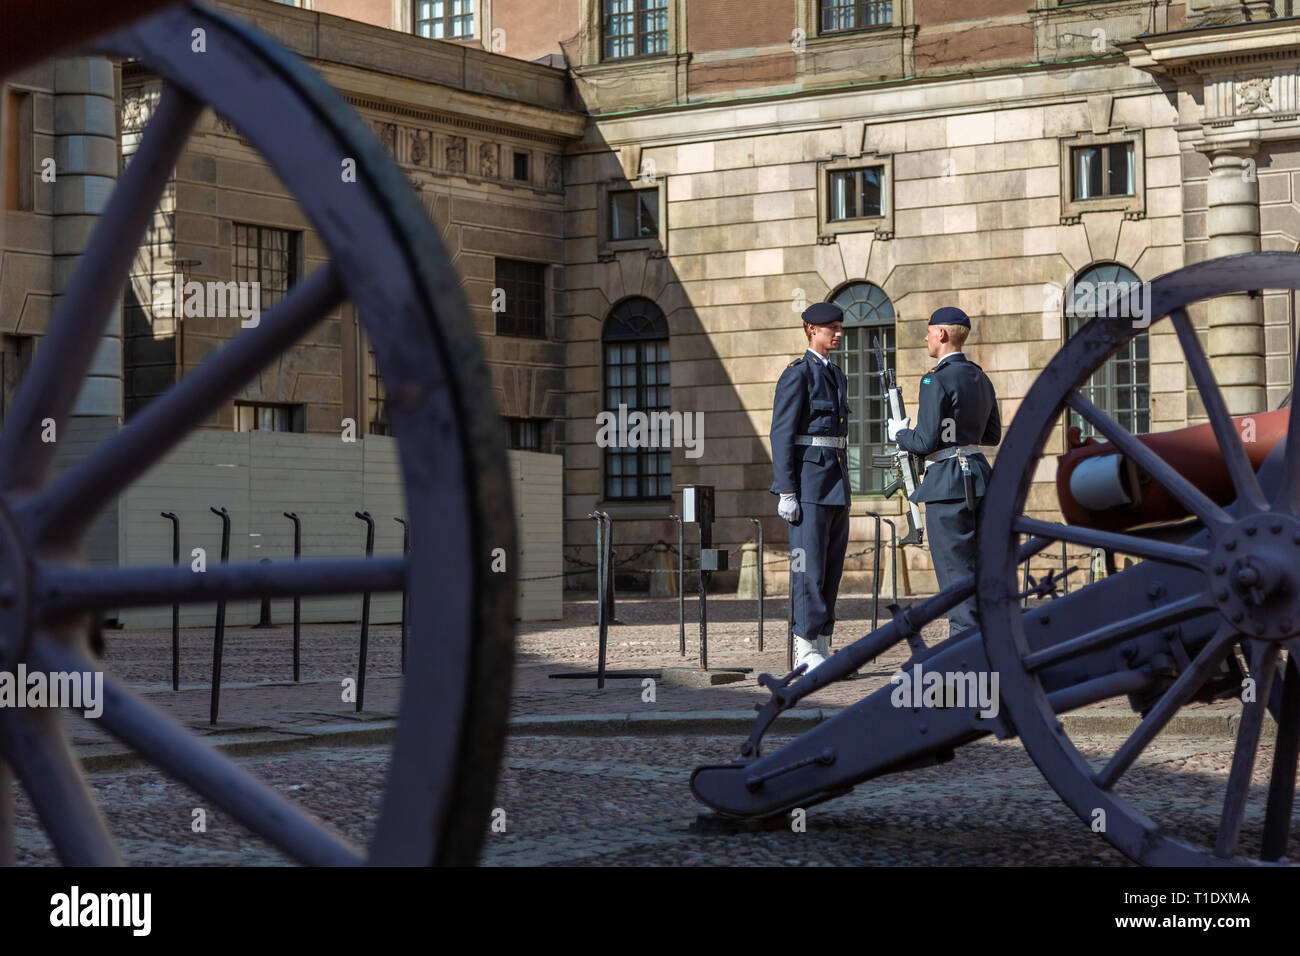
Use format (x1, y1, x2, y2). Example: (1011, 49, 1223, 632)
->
(788, 501, 850, 641)
(926, 498, 980, 638)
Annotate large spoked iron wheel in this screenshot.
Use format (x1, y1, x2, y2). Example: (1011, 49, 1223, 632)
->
(0, 2, 515, 865)
(978, 252, 1300, 865)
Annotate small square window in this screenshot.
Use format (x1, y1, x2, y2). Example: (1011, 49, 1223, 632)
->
(609, 188, 659, 240)
(234, 402, 304, 432)
(1071, 143, 1134, 201)
(828, 167, 884, 222)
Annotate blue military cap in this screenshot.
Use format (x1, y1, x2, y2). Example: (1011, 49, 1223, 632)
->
(802, 302, 843, 325)
(929, 306, 970, 328)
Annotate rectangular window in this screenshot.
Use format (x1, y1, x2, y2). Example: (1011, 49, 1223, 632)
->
(506, 418, 549, 452)
(604, 339, 671, 499)
(494, 259, 547, 338)
(414, 0, 475, 38)
(828, 167, 884, 222)
(3, 89, 33, 212)
(234, 403, 304, 432)
(513, 151, 530, 182)
(1071, 143, 1134, 201)
(232, 223, 300, 312)
(609, 188, 659, 240)
(842, 324, 894, 495)
(820, 0, 891, 33)
(0, 334, 34, 420)
(366, 343, 391, 436)
(604, 0, 668, 59)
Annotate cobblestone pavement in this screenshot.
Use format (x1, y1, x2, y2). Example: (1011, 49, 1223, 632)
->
(6, 592, 1283, 864)
(9, 730, 1286, 865)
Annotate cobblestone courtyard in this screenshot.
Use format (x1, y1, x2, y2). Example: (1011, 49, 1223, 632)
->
(6, 593, 1291, 864)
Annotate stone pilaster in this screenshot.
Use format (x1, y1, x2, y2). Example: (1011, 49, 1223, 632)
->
(1204, 145, 1265, 414)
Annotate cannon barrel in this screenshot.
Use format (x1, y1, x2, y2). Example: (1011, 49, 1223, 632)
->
(1055, 409, 1288, 532)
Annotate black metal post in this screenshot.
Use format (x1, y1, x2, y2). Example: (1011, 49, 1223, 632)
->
(670, 515, 684, 656)
(749, 517, 764, 652)
(588, 511, 608, 689)
(1062, 540, 1070, 596)
(395, 517, 409, 676)
(253, 558, 274, 627)
(161, 511, 180, 691)
(355, 511, 375, 712)
(209, 506, 231, 725)
(866, 512, 882, 633)
(698, 519, 710, 672)
(1021, 534, 1032, 609)
(283, 512, 301, 682)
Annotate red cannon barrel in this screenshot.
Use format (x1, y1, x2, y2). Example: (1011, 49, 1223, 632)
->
(1055, 409, 1288, 532)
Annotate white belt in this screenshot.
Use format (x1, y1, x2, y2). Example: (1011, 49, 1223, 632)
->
(925, 444, 980, 464)
(794, 435, 846, 449)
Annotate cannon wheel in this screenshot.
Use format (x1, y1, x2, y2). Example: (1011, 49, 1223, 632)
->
(978, 252, 1300, 865)
(0, 2, 515, 865)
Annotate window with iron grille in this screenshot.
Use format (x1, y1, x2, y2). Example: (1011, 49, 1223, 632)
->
(832, 283, 895, 495)
(603, 298, 670, 500)
(232, 223, 299, 312)
(366, 343, 391, 436)
(495, 259, 547, 338)
(821, 0, 891, 32)
(414, 0, 474, 38)
(506, 418, 549, 452)
(604, 0, 668, 59)
(0, 334, 33, 421)
(1066, 263, 1149, 438)
(1071, 142, 1134, 201)
(609, 188, 658, 241)
(828, 167, 884, 222)
(234, 402, 304, 432)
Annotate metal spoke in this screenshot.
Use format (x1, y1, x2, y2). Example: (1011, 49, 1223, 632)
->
(36, 555, 406, 616)
(1012, 516, 1209, 572)
(1216, 641, 1279, 858)
(1168, 309, 1268, 514)
(1065, 390, 1234, 529)
(0, 85, 202, 496)
(1023, 591, 1213, 673)
(28, 638, 363, 866)
(1094, 624, 1237, 790)
(0, 707, 121, 865)
(20, 266, 345, 551)
(1261, 644, 1300, 861)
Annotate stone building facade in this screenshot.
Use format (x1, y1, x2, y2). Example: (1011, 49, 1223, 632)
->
(6, 0, 1300, 604)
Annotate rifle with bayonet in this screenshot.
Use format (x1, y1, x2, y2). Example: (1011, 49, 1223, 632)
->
(871, 335, 924, 547)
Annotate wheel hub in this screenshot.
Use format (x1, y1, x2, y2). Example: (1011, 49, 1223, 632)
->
(1210, 511, 1300, 640)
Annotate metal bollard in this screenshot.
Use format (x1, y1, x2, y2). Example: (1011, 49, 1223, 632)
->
(355, 511, 375, 712)
(587, 512, 609, 689)
(670, 515, 684, 657)
(161, 511, 180, 691)
(865, 512, 883, 633)
(395, 517, 409, 676)
(253, 558, 275, 628)
(209, 506, 231, 725)
(749, 517, 764, 652)
(283, 512, 301, 682)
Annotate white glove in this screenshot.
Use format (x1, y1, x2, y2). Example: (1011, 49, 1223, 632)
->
(887, 417, 911, 441)
(778, 493, 801, 523)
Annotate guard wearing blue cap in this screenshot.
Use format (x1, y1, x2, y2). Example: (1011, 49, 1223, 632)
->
(770, 301, 851, 673)
(887, 307, 1000, 637)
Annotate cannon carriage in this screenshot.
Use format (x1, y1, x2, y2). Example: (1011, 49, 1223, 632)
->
(693, 252, 1300, 866)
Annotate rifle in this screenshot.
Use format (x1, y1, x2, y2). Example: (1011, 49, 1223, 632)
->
(871, 335, 924, 547)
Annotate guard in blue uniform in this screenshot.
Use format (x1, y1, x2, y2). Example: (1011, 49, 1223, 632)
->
(770, 301, 851, 673)
(888, 306, 1000, 637)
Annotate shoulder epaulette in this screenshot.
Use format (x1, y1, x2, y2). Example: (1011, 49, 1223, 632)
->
(788, 357, 804, 367)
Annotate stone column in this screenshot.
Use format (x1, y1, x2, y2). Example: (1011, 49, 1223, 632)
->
(1204, 144, 1265, 414)
(52, 56, 122, 573)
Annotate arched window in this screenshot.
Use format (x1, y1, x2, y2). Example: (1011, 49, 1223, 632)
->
(602, 298, 670, 500)
(832, 282, 896, 495)
(1065, 262, 1149, 437)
